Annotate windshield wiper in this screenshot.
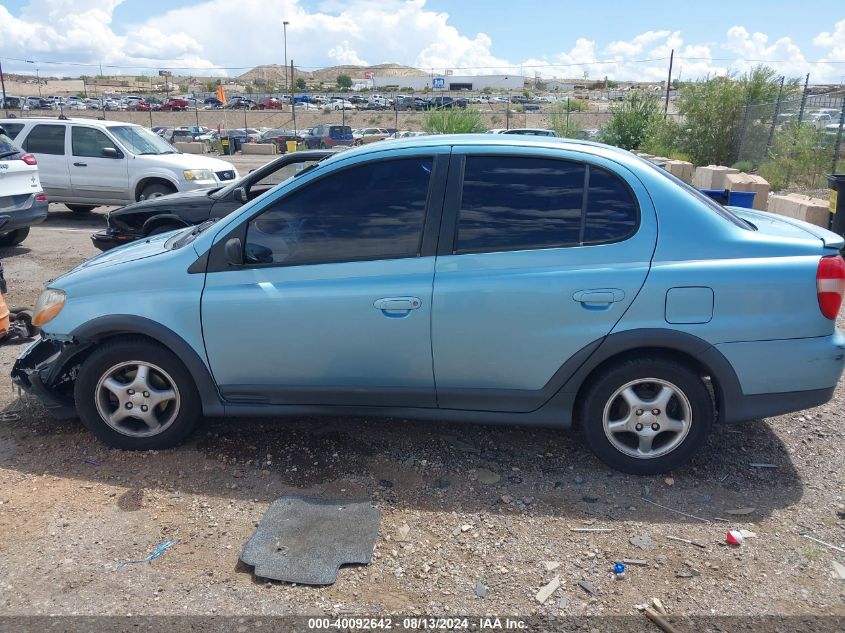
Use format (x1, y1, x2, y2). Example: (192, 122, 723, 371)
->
(0, 150, 19, 159)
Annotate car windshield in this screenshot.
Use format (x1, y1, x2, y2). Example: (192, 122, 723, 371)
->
(110, 125, 177, 155)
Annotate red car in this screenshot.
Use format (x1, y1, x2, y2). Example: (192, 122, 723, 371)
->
(257, 97, 286, 110)
(159, 98, 190, 111)
(128, 101, 151, 111)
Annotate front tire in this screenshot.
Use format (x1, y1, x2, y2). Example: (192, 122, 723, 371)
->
(138, 182, 176, 202)
(579, 357, 713, 474)
(74, 338, 200, 450)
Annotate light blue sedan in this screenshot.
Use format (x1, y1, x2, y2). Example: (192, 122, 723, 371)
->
(13, 135, 845, 473)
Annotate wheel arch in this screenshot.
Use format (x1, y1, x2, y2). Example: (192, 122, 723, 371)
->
(141, 213, 190, 235)
(67, 315, 224, 415)
(565, 329, 743, 426)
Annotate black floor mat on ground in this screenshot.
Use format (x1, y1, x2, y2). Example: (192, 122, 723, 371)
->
(240, 495, 380, 585)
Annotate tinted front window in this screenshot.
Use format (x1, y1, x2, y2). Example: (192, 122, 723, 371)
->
(245, 157, 432, 266)
(110, 125, 175, 155)
(457, 156, 585, 254)
(23, 124, 66, 155)
(72, 127, 119, 157)
(1, 123, 24, 139)
(583, 166, 638, 243)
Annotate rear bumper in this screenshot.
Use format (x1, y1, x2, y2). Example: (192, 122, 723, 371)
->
(716, 330, 845, 423)
(0, 195, 48, 232)
(11, 337, 80, 419)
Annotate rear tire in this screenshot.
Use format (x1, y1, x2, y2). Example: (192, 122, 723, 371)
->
(0, 228, 30, 246)
(66, 204, 96, 213)
(74, 338, 200, 450)
(579, 357, 713, 474)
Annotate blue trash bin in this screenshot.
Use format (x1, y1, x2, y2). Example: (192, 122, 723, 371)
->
(727, 190, 757, 208)
(700, 188, 730, 204)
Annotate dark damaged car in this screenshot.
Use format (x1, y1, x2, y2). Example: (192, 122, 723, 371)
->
(91, 149, 333, 251)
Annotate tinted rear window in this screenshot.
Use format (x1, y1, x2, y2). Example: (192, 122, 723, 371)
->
(23, 124, 66, 155)
(584, 166, 638, 243)
(0, 123, 24, 140)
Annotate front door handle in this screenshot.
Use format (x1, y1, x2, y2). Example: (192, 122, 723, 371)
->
(374, 296, 422, 317)
(73, 162, 87, 167)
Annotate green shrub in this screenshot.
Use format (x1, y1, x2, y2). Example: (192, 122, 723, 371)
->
(732, 160, 755, 172)
(758, 122, 832, 190)
(600, 91, 661, 150)
(641, 116, 682, 156)
(548, 104, 583, 139)
(422, 108, 485, 134)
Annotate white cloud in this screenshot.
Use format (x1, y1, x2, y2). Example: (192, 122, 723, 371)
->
(0, 0, 843, 83)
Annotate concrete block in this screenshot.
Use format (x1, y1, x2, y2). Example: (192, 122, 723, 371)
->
(724, 172, 769, 210)
(242, 143, 276, 155)
(692, 165, 739, 190)
(173, 141, 206, 154)
(663, 160, 694, 184)
(766, 193, 830, 228)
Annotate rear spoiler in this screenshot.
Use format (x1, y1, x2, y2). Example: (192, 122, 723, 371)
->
(730, 207, 845, 250)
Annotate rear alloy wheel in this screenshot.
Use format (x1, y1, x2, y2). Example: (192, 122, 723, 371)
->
(66, 204, 96, 213)
(0, 228, 30, 246)
(138, 182, 176, 201)
(74, 338, 200, 449)
(579, 358, 713, 474)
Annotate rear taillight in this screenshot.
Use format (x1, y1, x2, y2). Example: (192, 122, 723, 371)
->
(35, 194, 47, 202)
(21, 153, 37, 165)
(816, 255, 845, 319)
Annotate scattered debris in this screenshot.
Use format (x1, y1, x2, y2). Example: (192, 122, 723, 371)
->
(557, 596, 569, 609)
(571, 527, 614, 533)
(574, 475, 585, 484)
(613, 562, 626, 580)
(666, 535, 707, 549)
(581, 495, 600, 503)
(535, 576, 560, 604)
(629, 532, 652, 550)
(475, 468, 501, 485)
(675, 561, 701, 578)
(748, 463, 777, 468)
(738, 529, 757, 539)
(725, 507, 756, 516)
(475, 581, 488, 598)
(577, 579, 597, 595)
(664, 477, 674, 486)
(542, 561, 561, 572)
(116, 539, 176, 570)
(460, 524, 473, 533)
(803, 534, 845, 554)
(397, 524, 410, 541)
(641, 497, 709, 522)
(83, 458, 101, 467)
(644, 602, 679, 633)
(832, 561, 845, 580)
(652, 598, 668, 615)
(726, 530, 744, 546)
(621, 559, 648, 566)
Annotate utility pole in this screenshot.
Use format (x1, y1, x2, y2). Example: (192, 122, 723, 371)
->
(797, 73, 810, 123)
(766, 76, 785, 157)
(0, 58, 7, 113)
(283, 21, 290, 95)
(664, 49, 674, 118)
(291, 60, 297, 135)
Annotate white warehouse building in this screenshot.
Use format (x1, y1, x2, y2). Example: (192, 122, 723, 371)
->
(371, 74, 525, 91)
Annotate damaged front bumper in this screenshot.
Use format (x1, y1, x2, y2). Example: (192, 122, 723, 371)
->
(11, 336, 82, 419)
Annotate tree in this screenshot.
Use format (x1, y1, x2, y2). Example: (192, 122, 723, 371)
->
(295, 78, 306, 91)
(336, 74, 352, 89)
(600, 91, 661, 150)
(548, 102, 583, 139)
(422, 109, 485, 134)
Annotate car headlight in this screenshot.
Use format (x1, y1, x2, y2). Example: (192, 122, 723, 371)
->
(183, 169, 214, 182)
(33, 288, 66, 327)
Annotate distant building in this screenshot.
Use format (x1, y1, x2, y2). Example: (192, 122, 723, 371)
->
(372, 74, 524, 91)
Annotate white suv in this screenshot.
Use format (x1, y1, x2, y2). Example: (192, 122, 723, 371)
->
(0, 118, 238, 212)
(0, 125, 47, 245)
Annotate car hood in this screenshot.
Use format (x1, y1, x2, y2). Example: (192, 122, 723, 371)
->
(138, 153, 236, 173)
(111, 187, 219, 215)
(60, 231, 176, 277)
(730, 207, 845, 249)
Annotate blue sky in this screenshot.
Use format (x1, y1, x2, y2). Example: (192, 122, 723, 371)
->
(1, 0, 844, 82)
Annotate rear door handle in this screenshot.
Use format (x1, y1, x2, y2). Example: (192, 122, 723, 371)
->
(73, 162, 87, 167)
(374, 296, 422, 317)
(573, 289, 625, 304)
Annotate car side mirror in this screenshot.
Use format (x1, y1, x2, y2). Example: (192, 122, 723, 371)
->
(224, 237, 243, 266)
(101, 147, 120, 158)
(234, 187, 248, 203)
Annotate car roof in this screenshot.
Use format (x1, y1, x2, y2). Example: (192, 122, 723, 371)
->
(0, 116, 140, 129)
(321, 134, 642, 169)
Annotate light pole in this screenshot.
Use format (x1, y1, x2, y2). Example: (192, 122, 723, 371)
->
(26, 60, 41, 97)
(283, 21, 290, 94)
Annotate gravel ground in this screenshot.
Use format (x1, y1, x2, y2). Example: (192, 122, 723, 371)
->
(0, 205, 844, 627)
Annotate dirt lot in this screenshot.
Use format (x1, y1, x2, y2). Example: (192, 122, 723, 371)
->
(0, 200, 844, 628)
